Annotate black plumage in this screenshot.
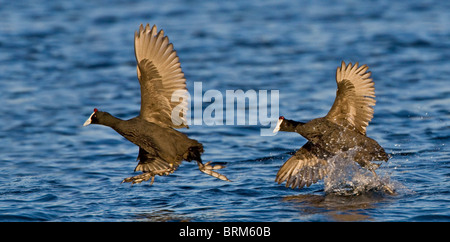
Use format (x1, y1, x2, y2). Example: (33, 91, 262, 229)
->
(83, 24, 230, 184)
(274, 62, 391, 192)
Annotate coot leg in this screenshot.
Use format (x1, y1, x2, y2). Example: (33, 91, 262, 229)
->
(122, 166, 175, 185)
(196, 161, 231, 182)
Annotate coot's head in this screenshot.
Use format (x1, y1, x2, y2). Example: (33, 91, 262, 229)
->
(273, 116, 285, 133)
(83, 108, 103, 126)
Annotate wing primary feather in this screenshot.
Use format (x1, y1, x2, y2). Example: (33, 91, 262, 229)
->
(134, 24, 189, 128)
(325, 61, 376, 134)
(276, 142, 330, 189)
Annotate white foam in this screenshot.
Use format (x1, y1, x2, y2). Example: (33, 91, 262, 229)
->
(323, 148, 397, 196)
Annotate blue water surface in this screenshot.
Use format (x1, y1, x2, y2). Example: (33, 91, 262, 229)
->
(0, 0, 449, 222)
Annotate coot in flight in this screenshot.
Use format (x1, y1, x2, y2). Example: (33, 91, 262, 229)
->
(83, 24, 230, 184)
(273, 62, 392, 193)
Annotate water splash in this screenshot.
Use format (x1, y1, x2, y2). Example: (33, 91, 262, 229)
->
(323, 149, 396, 196)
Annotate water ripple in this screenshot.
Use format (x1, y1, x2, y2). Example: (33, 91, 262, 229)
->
(0, 0, 449, 221)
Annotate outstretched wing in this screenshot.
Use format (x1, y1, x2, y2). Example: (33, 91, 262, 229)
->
(325, 61, 375, 135)
(134, 24, 189, 128)
(276, 142, 331, 189)
(134, 147, 182, 176)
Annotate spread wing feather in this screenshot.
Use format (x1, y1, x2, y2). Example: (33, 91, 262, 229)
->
(325, 61, 376, 135)
(276, 142, 331, 189)
(135, 24, 189, 128)
(134, 148, 182, 176)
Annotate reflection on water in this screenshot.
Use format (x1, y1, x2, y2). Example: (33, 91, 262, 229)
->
(133, 209, 191, 222)
(283, 192, 389, 221)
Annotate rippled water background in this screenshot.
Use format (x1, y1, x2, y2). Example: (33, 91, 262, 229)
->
(0, 0, 449, 222)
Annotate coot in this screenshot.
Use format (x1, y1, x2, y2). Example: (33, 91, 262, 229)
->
(83, 24, 230, 184)
(273, 62, 391, 192)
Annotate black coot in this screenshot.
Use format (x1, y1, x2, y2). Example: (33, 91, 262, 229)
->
(273, 62, 392, 192)
(83, 24, 230, 184)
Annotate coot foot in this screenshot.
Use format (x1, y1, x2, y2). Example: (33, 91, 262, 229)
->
(122, 173, 155, 185)
(122, 166, 176, 185)
(197, 161, 231, 182)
